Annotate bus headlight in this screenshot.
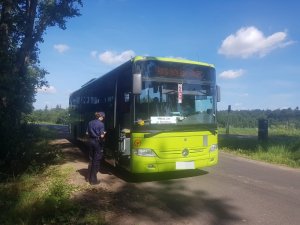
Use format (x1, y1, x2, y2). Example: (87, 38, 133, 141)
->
(134, 148, 156, 157)
(209, 144, 218, 152)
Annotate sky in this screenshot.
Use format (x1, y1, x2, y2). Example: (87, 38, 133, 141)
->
(35, 0, 300, 111)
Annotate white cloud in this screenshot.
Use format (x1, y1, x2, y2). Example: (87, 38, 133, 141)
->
(37, 85, 57, 94)
(99, 50, 136, 65)
(219, 69, 245, 79)
(218, 26, 293, 58)
(54, 44, 70, 53)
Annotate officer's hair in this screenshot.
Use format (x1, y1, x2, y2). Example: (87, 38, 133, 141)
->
(95, 112, 101, 119)
(95, 112, 105, 119)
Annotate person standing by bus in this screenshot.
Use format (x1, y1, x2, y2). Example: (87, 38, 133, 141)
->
(86, 112, 106, 185)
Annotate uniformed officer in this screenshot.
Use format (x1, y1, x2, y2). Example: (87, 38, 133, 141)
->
(86, 112, 106, 185)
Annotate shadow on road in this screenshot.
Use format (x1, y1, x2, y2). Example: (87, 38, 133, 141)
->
(71, 140, 209, 183)
(46, 125, 243, 225)
(68, 137, 209, 183)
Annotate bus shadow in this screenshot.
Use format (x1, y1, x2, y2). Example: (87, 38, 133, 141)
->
(102, 161, 209, 183)
(69, 138, 209, 183)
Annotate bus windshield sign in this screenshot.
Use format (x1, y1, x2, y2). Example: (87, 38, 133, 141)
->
(139, 60, 214, 82)
(151, 116, 177, 124)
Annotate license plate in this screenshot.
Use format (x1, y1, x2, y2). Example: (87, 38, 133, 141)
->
(176, 161, 195, 170)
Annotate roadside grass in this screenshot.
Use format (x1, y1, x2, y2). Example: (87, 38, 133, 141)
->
(219, 127, 300, 168)
(0, 126, 107, 225)
(0, 166, 77, 224)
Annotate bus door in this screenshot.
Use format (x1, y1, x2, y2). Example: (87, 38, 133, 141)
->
(115, 88, 132, 168)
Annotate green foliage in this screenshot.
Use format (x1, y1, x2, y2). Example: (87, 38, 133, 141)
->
(0, 166, 82, 225)
(29, 106, 69, 125)
(0, 0, 82, 163)
(0, 126, 107, 225)
(0, 126, 82, 225)
(0, 125, 61, 180)
(217, 108, 300, 128)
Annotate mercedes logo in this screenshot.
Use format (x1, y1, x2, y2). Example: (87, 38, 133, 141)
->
(182, 148, 189, 157)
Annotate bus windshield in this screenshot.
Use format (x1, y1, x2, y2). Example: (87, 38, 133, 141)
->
(133, 60, 216, 127)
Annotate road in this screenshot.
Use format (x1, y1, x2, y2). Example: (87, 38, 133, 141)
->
(129, 152, 300, 225)
(51, 125, 300, 225)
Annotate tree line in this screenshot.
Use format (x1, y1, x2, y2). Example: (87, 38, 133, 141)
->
(29, 105, 69, 125)
(30, 107, 300, 129)
(217, 108, 300, 128)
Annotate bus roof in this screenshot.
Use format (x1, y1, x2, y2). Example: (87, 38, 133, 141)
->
(70, 56, 215, 97)
(133, 56, 215, 68)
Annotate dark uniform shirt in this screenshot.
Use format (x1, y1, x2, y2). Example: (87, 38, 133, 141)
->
(86, 118, 105, 185)
(87, 119, 105, 138)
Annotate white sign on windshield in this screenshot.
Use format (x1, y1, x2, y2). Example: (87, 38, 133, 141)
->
(178, 83, 182, 103)
(151, 116, 177, 124)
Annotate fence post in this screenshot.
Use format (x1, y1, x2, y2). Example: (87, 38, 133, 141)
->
(258, 119, 268, 140)
(226, 105, 231, 134)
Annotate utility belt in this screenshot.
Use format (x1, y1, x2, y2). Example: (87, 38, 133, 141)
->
(89, 136, 104, 143)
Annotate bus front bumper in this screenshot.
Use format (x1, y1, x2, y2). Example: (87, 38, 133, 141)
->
(130, 150, 218, 173)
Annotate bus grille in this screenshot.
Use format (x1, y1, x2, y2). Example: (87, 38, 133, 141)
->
(152, 135, 210, 159)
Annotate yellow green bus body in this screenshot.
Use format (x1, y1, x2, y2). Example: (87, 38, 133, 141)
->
(69, 56, 220, 174)
(130, 131, 218, 173)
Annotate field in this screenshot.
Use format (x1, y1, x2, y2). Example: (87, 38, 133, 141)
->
(218, 126, 300, 168)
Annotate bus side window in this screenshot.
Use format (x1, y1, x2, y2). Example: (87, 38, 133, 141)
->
(119, 92, 131, 128)
(124, 93, 130, 103)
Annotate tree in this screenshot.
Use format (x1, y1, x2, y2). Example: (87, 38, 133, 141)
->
(0, 0, 82, 161)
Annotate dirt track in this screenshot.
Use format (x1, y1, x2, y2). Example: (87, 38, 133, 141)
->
(49, 130, 194, 225)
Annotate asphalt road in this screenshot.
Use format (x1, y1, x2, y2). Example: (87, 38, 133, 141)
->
(51, 125, 300, 225)
(132, 152, 300, 225)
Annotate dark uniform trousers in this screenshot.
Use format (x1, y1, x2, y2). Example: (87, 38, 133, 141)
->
(88, 138, 103, 184)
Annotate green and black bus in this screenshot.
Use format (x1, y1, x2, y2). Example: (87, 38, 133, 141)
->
(69, 56, 220, 173)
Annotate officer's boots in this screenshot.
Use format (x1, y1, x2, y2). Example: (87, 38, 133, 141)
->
(89, 165, 100, 185)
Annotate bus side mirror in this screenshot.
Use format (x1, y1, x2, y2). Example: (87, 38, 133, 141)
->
(133, 73, 142, 94)
(216, 85, 221, 102)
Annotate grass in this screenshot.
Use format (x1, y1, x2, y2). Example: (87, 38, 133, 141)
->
(219, 126, 300, 168)
(0, 126, 106, 225)
(0, 165, 84, 225)
(0, 124, 60, 180)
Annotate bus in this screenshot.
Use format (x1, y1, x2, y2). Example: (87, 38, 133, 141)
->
(69, 56, 220, 173)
